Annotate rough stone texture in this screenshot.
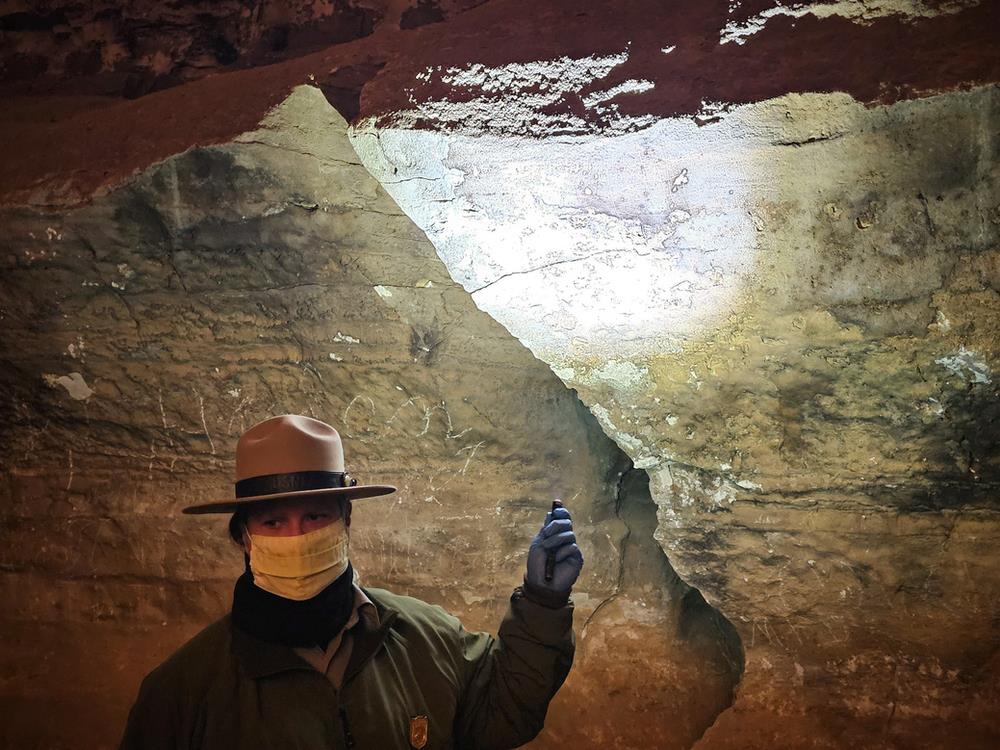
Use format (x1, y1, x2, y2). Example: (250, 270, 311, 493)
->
(362, 83, 1000, 748)
(0, 87, 739, 750)
(3, 0, 999, 204)
(1, 1, 999, 749)
(0, 0, 382, 96)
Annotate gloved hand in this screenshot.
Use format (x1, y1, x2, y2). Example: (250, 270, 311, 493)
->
(525, 505, 584, 604)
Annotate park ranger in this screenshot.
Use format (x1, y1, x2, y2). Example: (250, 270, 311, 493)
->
(120, 414, 583, 749)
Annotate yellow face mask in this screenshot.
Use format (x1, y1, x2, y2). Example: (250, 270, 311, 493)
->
(248, 519, 350, 601)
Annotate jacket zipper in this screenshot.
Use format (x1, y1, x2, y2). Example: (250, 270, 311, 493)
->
(339, 707, 356, 748)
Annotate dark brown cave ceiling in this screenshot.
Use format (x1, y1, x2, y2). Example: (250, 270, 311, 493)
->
(2, 0, 998, 205)
(0, 0, 382, 97)
(364, 0, 1000, 127)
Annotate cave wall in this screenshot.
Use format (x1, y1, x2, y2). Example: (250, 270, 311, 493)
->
(358, 82, 1000, 749)
(0, 86, 739, 750)
(1, 1, 998, 749)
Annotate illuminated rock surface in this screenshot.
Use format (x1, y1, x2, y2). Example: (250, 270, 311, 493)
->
(1, 1, 998, 749)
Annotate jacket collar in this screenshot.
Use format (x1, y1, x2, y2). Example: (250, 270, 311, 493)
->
(345, 588, 399, 682)
(230, 588, 400, 680)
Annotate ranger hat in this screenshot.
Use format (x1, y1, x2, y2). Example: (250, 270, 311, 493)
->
(182, 414, 396, 514)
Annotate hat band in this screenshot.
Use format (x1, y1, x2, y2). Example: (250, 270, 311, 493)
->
(235, 471, 350, 499)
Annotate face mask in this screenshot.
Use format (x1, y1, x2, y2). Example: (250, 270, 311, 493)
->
(248, 519, 350, 601)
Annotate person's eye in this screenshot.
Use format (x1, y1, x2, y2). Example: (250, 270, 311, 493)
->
(262, 519, 281, 529)
(306, 513, 329, 522)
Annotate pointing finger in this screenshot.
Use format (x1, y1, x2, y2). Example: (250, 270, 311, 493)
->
(540, 530, 576, 550)
(540, 519, 573, 539)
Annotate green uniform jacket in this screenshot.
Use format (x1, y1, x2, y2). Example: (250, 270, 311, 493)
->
(120, 586, 574, 750)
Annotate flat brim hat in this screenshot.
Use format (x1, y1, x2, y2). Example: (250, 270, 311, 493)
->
(182, 414, 396, 514)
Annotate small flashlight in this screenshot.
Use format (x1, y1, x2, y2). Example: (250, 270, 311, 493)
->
(544, 499, 563, 583)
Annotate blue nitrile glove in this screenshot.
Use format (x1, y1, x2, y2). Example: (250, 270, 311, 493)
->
(524, 505, 584, 607)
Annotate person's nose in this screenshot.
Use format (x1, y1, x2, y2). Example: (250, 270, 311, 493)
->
(292, 516, 307, 536)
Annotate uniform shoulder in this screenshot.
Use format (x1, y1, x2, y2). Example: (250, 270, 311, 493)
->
(364, 587, 464, 630)
(138, 615, 233, 696)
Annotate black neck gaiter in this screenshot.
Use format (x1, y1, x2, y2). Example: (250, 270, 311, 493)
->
(231, 560, 356, 649)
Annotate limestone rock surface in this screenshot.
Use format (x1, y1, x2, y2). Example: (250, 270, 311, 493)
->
(360, 83, 1000, 750)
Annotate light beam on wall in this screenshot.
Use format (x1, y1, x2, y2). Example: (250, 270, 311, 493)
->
(350, 53, 763, 376)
